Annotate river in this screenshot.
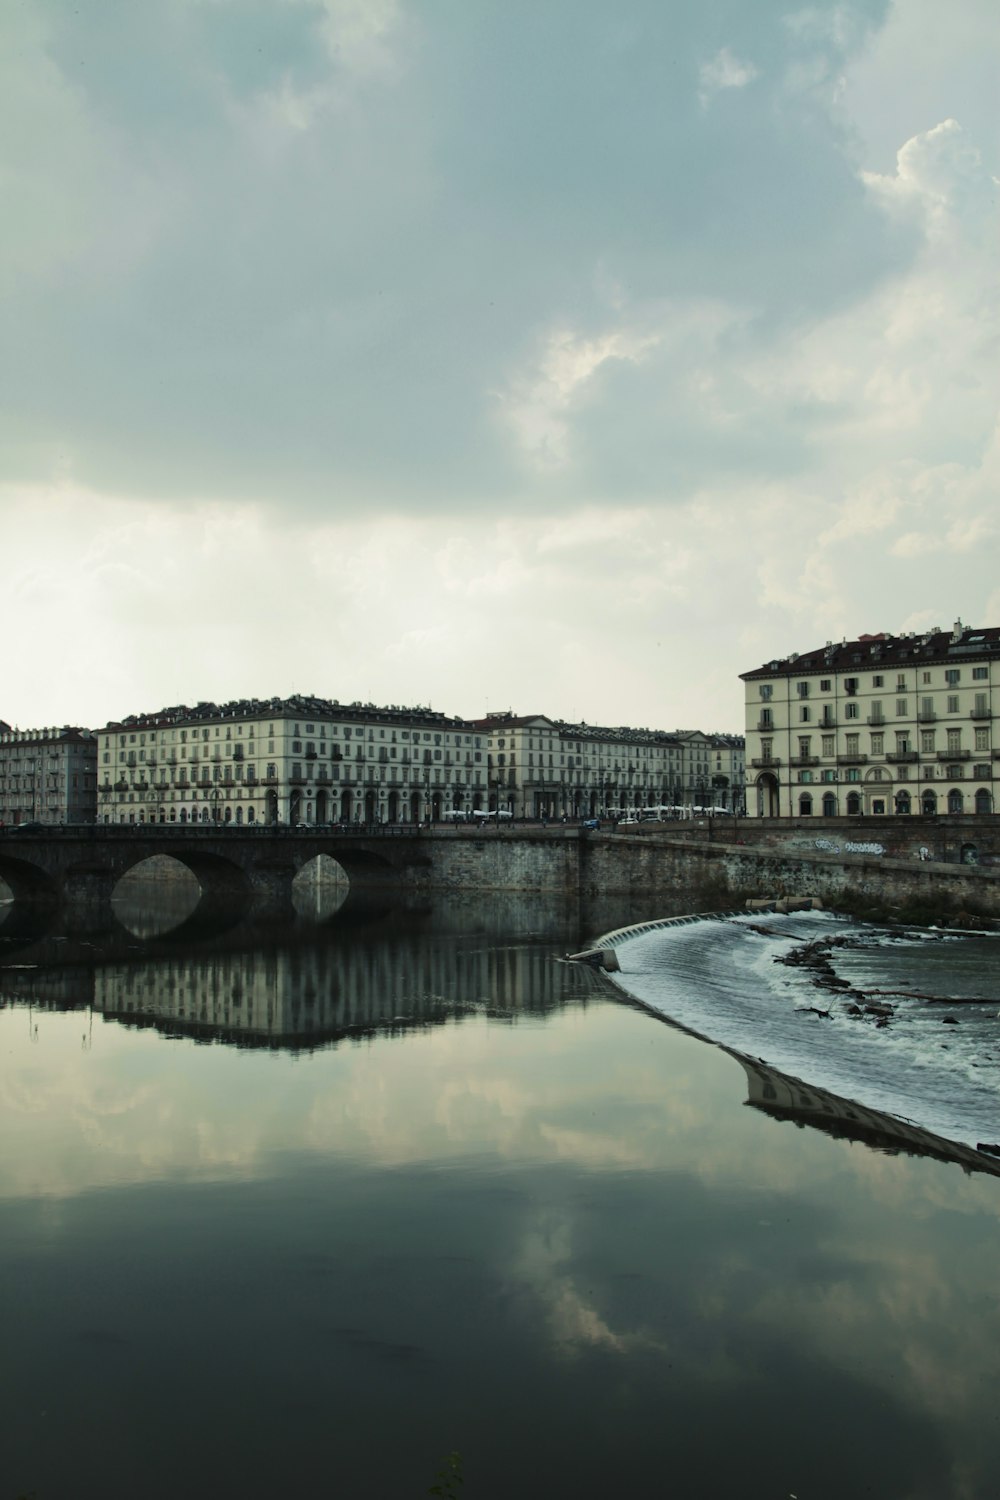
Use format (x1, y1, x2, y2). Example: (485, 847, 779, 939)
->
(2, 883, 1000, 1500)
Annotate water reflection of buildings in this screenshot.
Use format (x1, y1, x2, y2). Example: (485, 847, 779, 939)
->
(740, 1056, 1000, 1179)
(93, 938, 603, 1051)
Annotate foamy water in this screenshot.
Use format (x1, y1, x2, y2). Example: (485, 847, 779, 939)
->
(610, 911, 1000, 1148)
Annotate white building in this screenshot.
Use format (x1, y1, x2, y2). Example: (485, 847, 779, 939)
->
(0, 726, 98, 826)
(474, 713, 743, 818)
(97, 696, 487, 826)
(742, 621, 999, 818)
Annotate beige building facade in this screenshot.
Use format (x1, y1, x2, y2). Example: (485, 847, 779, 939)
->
(97, 697, 487, 826)
(477, 714, 744, 818)
(0, 726, 98, 826)
(742, 622, 999, 818)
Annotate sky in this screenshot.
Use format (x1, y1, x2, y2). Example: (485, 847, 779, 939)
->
(3, 0, 998, 735)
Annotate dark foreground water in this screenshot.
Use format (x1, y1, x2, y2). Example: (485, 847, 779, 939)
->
(3, 884, 1000, 1500)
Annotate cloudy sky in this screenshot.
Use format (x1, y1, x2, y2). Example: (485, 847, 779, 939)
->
(3, 0, 998, 735)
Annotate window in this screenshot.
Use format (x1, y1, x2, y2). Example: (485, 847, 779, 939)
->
(870, 700, 884, 724)
(895, 733, 910, 753)
(922, 671, 931, 684)
(974, 763, 991, 779)
(975, 727, 989, 751)
(921, 727, 936, 753)
(896, 699, 907, 716)
(946, 669, 960, 686)
(845, 702, 859, 719)
(760, 738, 773, 760)
(820, 679, 831, 692)
(974, 693, 988, 715)
(871, 733, 884, 755)
(759, 708, 773, 728)
(799, 707, 810, 722)
(796, 682, 809, 698)
(846, 768, 860, 783)
(799, 793, 813, 814)
(821, 735, 835, 757)
(845, 733, 860, 754)
(872, 675, 884, 688)
(844, 678, 858, 695)
(896, 674, 906, 689)
(947, 728, 962, 753)
(798, 736, 812, 758)
(973, 666, 988, 680)
(947, 696, 959, 714)
(759, 684, 773, 700)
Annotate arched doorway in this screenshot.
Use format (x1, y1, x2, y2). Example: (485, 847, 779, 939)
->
(266, 788, 279, 825)
(947, 788, 964, 814)
(821, 792, 837, 817)
(922, 789, 938, 815)
(895, 790, 911, 814)
(798, 793, 813, 816)
(364, 790, 376, 824)
(975, 789, 992, 814)
(340, 790, 353, 823)
(846, 792, 861, 815)
(387, 790, 399, 823)
(289, 789, 302, 825)
(315, 790, 329, 825)
(756, 773, 779, 817)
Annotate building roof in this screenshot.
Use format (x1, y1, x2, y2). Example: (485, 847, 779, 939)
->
(101, 695, 465, 733)
(740, 621, 1000, 681)
(0, 726, 95, 746)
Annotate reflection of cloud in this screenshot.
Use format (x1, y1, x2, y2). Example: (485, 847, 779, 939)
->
(510, 1211, 660, 1358)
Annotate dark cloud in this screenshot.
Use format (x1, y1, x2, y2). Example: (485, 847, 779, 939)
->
(3, 0, 913, 514)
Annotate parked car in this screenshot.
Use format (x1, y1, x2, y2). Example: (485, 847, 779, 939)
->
(11, 820, 45, 833)
(581, 817, 600, 830)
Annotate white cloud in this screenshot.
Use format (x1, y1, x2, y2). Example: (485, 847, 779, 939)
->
(698, 46, 759, 106)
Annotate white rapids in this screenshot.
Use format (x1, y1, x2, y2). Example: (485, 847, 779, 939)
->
(607, 910, 1000, 1150)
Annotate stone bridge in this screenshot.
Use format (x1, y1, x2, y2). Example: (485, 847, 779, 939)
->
(0, 824, 438, 907)
(3, 819, 1000, 919)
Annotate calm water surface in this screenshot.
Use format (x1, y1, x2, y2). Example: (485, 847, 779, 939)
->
(3, 884, 1000, 1500)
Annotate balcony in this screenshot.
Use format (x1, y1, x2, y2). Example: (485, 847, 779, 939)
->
(970, 709, 991, 720)
(866, 715, 885, 727)
(790, 756, 819, 767)
(750, 757, 781, 768)
(917, 711, 937, 722)
(937, 750, 970, 761)
(755, 719, 774, 732)
(818, 716, 837, 729)
(837, 753, 868, 765)
(886, 751, 918, 763)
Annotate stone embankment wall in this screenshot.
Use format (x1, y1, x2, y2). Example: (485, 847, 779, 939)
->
(657, 813, 1000, 867)
(405, 828, 1000, 917)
